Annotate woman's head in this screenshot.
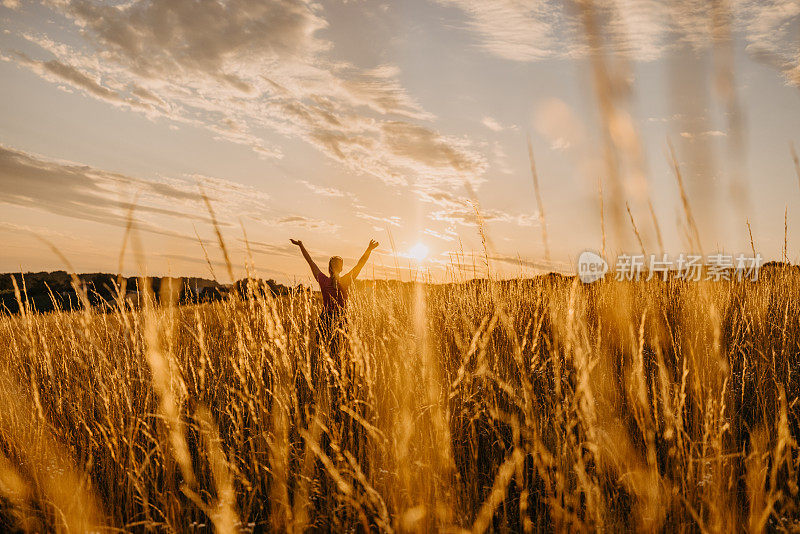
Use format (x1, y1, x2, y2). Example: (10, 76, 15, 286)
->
(329, 256, 343, 276)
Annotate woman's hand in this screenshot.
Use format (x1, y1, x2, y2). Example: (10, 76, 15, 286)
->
(290, 239, 303, 247)
(368, 239, 379, 251)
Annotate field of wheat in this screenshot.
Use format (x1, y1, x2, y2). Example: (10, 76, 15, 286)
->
(0, 268, 798, 533)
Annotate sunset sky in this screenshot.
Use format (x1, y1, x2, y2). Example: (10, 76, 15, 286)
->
(1, 0, 798, 284)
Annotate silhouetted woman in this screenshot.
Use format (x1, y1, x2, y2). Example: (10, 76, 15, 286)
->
(290, 239, 378, 516)
(290, 238, 379, 359)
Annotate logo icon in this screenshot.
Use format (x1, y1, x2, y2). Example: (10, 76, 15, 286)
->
(578, 251, 608, 283)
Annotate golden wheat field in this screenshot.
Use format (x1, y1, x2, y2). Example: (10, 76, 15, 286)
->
(2, 0, 800, 532)
(0, 268, 797, 533)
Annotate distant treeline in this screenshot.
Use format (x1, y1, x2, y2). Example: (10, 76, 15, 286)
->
(10, 263, 791, 316)
(0, 271, 299, 314)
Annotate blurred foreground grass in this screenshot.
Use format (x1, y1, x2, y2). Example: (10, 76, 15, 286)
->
(0, 271, 798, 532)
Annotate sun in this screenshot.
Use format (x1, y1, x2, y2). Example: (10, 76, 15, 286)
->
(407, 242, 429, 262)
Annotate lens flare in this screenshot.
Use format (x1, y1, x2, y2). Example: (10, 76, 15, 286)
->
(407, 242, 429, 261)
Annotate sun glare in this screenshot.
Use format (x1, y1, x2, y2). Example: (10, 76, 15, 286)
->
(407, 242, 429, 262)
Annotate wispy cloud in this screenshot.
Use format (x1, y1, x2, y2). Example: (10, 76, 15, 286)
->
(416, 188, 536, 227)
(355, 211, 402, 227)
(9, 52, 147, 107)
(431, 206, 536, 227)
(736, 0, 800, 86)
(0, 144, 198, 232)
(490, 253, 573, 274)
(297, 179, 348, 198)
(423, 227, 457, 242)
(0, 143, 275, 239)
(436, 0, 566, 61)
(680, 130, 727, 139)
(436, 0, 800, 86)
(273, 215, 340, 231)
(6, 0, 487, 193)
(481, 116, 505, 131)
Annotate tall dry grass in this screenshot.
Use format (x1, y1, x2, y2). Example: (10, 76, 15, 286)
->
(0, 268, 798, 532)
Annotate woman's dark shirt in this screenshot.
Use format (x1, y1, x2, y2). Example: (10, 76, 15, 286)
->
(315, 272, 351, 311)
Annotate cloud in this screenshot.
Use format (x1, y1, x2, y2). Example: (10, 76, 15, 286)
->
(436, 0, 566, 61)
(679, 130, 727, 139)
(8, 0, 487, 191)
(435, 0, 667, 62)
(241, 239, 297, 258)
(415, 188, 535, 227)
(414, 188, 464, 210)
(441, 250, 573, 275)
(490, 253, 573, 274)
(550, 138, 571, 151)
(481, 116, 505, 132)
(0, 144, 191, 227)
(431, 206, 536, 227)
(0, 143, 271, 238)
(423, 227, 456, 242)
(341, 64, 435, 120)
(67, 0, 326, 86)
(436, 0, 800, 84)
(297, 179, 348, 198)
(737, 0, 800, 86)
(788, 59, 800, 87)
(30, 57, 119, 100)
(273, 215, 339, 231)
(0, 221, 75, 241)
(647, 113, 685, 123)
(8, 52, 151, 110)
(380, 121, 487, 188)
(355, 211, 402, 227)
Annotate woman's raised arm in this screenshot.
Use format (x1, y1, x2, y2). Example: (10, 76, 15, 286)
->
(347, 239, 379, 280)
(291, 239, 323, 279)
